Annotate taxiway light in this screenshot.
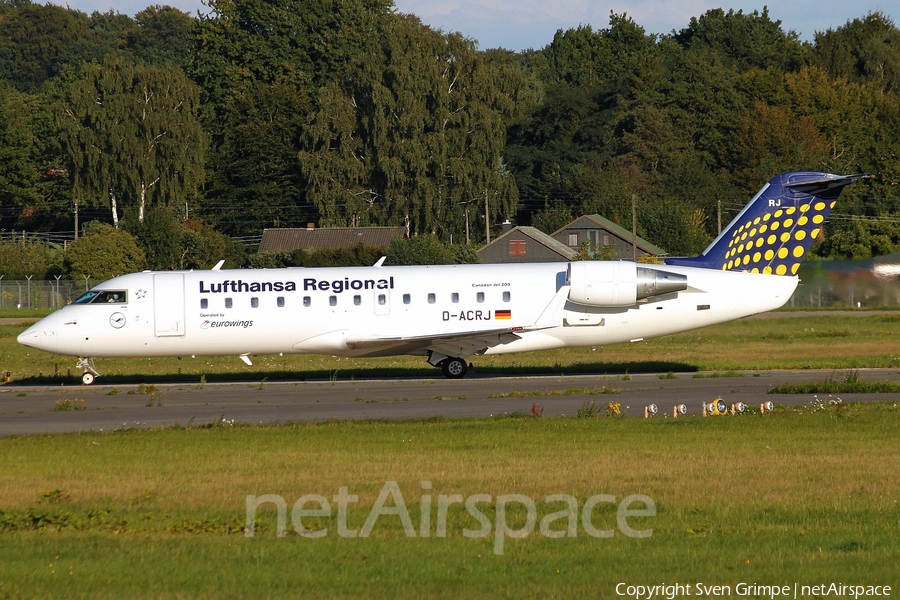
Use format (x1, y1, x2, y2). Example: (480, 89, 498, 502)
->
(760, 400, 774, 413)
(731, 402, 745, 414)
(703, 398, 728, 416)
(673, 404, 687, 418)
(644, 403, 658, 418)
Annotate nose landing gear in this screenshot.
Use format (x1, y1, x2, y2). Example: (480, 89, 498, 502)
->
(76, 357, 100, 385)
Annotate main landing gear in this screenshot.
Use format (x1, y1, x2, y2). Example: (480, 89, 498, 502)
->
(428, 351, 471, 379)
(440, 357, 468, 379)
(76, 357, 100, 385)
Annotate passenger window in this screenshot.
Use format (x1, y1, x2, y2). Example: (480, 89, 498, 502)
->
(303, 296, 311, 307)
(277, 297, 285, 308)
(428, 293, 436, 304)
(476, 292, 484, 303)
(329, 296, 337, 307)
(503, 291, 511, 302)
(251, 297, 259, 308)
(378, 294, 386, 305)
(201, 298, 208, 309)
(451, 293, 459, 303)
(403, 294, 411, 304)
(225, 298, 233, 309)
(354, 295, 362, 306)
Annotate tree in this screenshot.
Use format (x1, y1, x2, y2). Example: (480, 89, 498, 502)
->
(385, 234, 479, 265)
(0, 4, 98, 93)
(301, 14, 517, 239)
(0, 80, 38, 227)
(673, 7, 804, 72)
(543, 14, 657, 87)
(811, 12, 900, 93)
(123, 205, 183, 270)
(124, 5, 195, 67)
(818, 219, 900, 259)
(50, 56, 204, 224)
(721, 102, 831, 185)
(202, 81, 311, 234)
(0, 238, 60, 279)
(63, 222, 145, 281)
(181, 221, 246, 270)
(192, 0, 391, 130)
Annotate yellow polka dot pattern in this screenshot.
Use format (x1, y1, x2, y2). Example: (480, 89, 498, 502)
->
(722, 201, 834, 275)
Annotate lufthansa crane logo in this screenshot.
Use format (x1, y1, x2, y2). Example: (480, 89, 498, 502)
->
(109, 312, 126, 329)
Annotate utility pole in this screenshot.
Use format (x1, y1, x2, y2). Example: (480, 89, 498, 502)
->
(74, 198, 79, 240)
(465, 207, 470, 245)
(631, 193, 637, 262)
(484, 190, 490, 244)
(717, 199, 722, 234)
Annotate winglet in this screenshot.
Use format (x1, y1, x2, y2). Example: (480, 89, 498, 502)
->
(665, 172, 867, 275)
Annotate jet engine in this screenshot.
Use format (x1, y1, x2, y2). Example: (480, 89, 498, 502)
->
(567, 262, 688, 307)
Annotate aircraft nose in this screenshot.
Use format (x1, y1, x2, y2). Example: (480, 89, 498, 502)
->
(17, 314, 58, 353)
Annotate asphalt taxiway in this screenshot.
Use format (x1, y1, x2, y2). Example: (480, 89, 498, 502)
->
(1, 369, 898, 435)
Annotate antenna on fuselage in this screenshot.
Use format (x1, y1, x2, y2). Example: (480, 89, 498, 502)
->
(212, 260, 225, 271)
(373, 257, 387, 268)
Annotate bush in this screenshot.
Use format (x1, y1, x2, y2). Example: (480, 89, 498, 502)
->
(63, 222, 146, 282)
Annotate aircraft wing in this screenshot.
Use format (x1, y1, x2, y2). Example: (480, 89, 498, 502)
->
(345, 327, 527, 358)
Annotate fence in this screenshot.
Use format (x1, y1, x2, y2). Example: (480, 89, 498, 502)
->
(2, 260, 899, 311)
(0, 279, 88, 310)
(789, 259, 900, 308)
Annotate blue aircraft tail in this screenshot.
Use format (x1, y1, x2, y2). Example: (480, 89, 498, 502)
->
(665, 171, 866, 275)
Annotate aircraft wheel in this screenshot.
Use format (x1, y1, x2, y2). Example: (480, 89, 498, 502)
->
(441, 357, 468, 379)
(82, 372, 95, 385)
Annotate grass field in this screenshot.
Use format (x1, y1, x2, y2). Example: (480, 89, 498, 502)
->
(1, 313, 899, 598)
(0, 403, 898, 598)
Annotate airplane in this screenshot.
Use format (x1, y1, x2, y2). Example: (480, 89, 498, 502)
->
(18, 171, 865, 384)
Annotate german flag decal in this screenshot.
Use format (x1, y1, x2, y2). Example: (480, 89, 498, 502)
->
(495, 309, 511, 320)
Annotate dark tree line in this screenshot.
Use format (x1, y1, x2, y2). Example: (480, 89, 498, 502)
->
(1, 0, 899, 275)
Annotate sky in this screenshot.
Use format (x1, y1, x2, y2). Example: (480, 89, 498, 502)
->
(49, 0, 895, 52)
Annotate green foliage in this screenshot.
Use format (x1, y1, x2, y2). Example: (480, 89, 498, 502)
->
(0, 239, 61, 279)
(124, 6, 195, 67)
(673, 7, 804, 72)
(0, 4, 97, 93)
(123, 208, 245, 271)
(49, 55, 204, 224)
(817, 219, 900, 258)
(811, 12, 900, 93)
(0, 80, 39, 223)
(202, 82, 311, 235)
(182, 225, 247, 270)
(385, 234, 479, 266)
(123, 206, 183, 271)
(0, 2, 899, 265)
(300, 14, 517, 240)
(63, 223, 145, 281)
(250, 244, 397, 269)
(572, 240, 617, 261)
(530, 200, 574, 234)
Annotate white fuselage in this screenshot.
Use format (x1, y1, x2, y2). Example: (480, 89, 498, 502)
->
(18, 262, 797, 362)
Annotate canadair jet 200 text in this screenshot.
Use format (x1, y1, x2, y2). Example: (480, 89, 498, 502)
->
(18, 171, 865, 383)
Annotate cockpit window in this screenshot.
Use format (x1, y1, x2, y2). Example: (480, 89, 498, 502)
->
(73, 290, 127, 304)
